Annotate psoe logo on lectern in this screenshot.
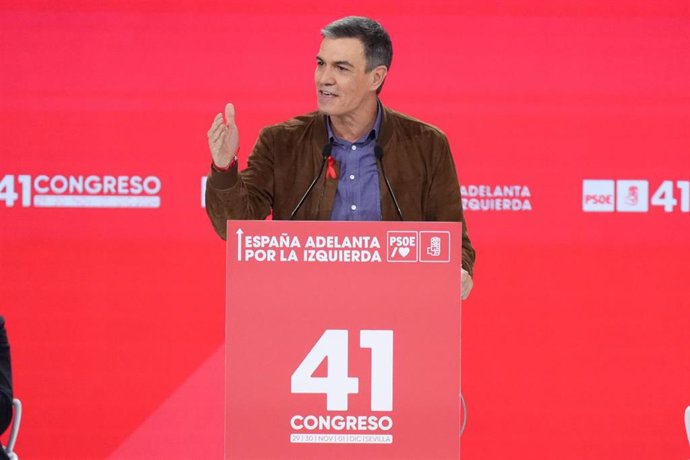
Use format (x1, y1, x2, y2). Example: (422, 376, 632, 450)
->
(387, 231, 418, 262)
(419, 231, 451, 263)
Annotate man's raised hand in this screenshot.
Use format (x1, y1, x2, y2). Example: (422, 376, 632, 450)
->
(208, 103, 239, 169)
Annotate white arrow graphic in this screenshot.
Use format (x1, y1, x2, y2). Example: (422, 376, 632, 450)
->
(236, 228, 244, 261)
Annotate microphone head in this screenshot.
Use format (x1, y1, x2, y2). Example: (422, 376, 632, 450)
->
(322, 143, 333, 158)
(374, 145, 384, 161)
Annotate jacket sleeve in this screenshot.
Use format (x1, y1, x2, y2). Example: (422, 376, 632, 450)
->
(205, 128, 276, 239)
(425, 135, 476, 276)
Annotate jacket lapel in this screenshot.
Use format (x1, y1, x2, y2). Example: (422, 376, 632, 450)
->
(377, 107, 400, 221)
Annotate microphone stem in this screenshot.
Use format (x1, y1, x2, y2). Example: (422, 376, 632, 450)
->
(378, 158, 404, 221)
(289, 147, 331, 220)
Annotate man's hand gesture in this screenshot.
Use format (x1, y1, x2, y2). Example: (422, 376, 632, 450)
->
(461, 268, 473, 301)
(208, 103, 239, 169)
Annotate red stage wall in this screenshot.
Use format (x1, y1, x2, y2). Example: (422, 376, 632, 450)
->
(1, 1, 689, 458)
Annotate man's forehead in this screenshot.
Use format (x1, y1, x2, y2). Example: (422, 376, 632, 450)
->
(317, 37, 366, 63)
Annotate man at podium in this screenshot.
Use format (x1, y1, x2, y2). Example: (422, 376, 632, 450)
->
(205, 16, 475, 299)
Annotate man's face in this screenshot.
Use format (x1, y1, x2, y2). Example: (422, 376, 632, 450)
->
(315, 37, 380, 118)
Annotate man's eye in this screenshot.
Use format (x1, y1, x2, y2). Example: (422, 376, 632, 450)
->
(337, 66, 348, 72)
(316, 61, 324, 66)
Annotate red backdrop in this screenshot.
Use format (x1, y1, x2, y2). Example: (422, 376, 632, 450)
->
(1, 1, 689, 458)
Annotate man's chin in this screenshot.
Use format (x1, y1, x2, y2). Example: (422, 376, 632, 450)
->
(317, 104, 333, 116)
(316, 100, 342, 117)
(319, 106, 338, 117)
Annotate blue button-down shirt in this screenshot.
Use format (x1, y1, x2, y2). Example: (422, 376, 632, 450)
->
(327, 105, 383, 221)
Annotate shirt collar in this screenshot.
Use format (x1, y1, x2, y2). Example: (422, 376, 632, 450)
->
(326, 100, 383, 146)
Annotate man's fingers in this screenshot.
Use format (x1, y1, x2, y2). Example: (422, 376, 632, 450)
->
(208, 104, 238, 163)
(208, 113, 225, 136)
(211, 113, 224, 128)
(461, 268, 473, 301)
(462, 278, 473, 300)
(224, 103, 236, 126)
(208, 125, 228, 139)
(213, 129, 228, 144)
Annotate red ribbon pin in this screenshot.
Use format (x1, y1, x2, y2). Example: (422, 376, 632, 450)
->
(326, 157, 337, 179)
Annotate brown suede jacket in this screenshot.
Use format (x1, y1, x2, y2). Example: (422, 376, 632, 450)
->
(206, 105, 476, 275)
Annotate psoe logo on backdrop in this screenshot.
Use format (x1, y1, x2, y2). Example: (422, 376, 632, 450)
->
(583, 179, 690, 213)
(461, 184, 532, 212)
(0, 174, 161, 208)
(386, 231, 451, 263)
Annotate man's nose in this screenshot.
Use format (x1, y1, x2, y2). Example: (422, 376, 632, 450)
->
(317, 66, 336, 86)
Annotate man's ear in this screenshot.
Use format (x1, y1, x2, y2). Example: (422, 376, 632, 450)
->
(370, 65, 388, 92)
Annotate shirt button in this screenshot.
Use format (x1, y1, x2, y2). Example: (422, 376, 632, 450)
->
(351, 145, 357, 151)
(349, 174, 355, 180)
(350, 205, 357, 211)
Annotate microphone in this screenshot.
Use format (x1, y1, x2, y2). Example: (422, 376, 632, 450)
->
(289, 143, 333, 220)
(375, 145, 403, 221)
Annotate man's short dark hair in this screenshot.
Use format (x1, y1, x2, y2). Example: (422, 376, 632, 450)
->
(321, 16, 393, 93)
